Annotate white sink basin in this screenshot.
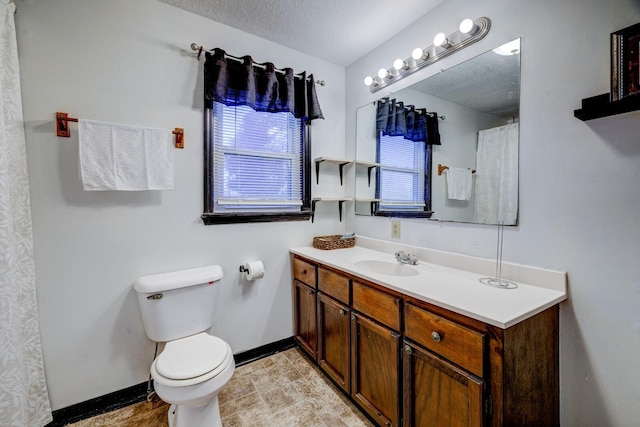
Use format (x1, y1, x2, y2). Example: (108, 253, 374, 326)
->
(352, 260, 419, 277)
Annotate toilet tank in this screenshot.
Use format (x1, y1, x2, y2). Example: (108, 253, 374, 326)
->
(133, 265, 224, 342)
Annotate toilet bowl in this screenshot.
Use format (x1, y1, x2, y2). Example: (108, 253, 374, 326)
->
(151, 333, 235, 427)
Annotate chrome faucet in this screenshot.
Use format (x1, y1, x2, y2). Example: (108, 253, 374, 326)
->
(395, 250, 418, 265)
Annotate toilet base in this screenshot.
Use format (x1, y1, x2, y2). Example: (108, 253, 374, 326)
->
(168, 398, 222, 427)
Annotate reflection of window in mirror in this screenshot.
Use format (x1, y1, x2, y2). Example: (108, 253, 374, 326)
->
(375, 132, 432, 217)
(371, 99, 437, 218)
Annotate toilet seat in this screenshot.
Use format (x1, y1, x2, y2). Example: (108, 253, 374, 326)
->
(151, 333, 232, 387)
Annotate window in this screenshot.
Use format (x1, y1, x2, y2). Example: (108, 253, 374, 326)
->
(375, 133, 432, 217)
(202, 103, 311, 224)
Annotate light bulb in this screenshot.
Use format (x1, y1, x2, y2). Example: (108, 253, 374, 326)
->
(411, 48, 425, 60)
(363, 75, 374, 86)
(433, 32, 448, 47)
(459, 18, 477, 35)
(393, 59, 405, 70)
(377, 68, 388, 79)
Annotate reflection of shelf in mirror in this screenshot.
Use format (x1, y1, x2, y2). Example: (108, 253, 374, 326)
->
(311, 197, 353, 223)
(314, 157, 353, 185)
(355, 198, 382, 212)
(355, 161, 381, 187)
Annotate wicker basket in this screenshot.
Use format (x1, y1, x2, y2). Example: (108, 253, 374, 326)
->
(313, 235, 355, 250)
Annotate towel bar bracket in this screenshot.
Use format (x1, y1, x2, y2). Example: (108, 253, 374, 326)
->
(173, 128, 184, 149)
(56, 112, 77, 138)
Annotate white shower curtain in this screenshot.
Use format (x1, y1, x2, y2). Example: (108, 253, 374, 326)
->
(473, 123, 519, 225)
(0, 1, 53, 425)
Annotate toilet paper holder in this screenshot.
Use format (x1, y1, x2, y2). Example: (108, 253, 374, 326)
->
(239, 260, 265, 281)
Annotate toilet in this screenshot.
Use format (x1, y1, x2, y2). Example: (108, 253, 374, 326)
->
(134, 265, 235, 427)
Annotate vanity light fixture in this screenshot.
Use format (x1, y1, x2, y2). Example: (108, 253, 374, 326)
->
(364, 17, 491, 92)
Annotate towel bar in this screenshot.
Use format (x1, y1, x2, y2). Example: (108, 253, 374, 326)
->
(55, 112, 185, 148)
(437, 163, 476, 176)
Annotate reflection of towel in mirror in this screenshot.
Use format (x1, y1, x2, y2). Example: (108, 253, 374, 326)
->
(446, 168, 472, 200)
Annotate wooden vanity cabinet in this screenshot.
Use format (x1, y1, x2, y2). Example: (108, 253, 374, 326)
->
(403, 301, 486, 427)
(404, 297, 560, 427)
(351, 280, 402, 427)
(351, 311, 401, 427)
(317, 292, 351, 392)
(293, 257, 317, 359)
(291, 255, 560, 427)
(293, 280, 317, 359)
(402, 340, 483, 427)
(316, 266, 352, 393)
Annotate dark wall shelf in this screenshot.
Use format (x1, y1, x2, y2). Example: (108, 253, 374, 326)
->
(574, 93, 640, 121)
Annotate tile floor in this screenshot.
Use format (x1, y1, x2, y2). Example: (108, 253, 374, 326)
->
(68, 347, 374, 427)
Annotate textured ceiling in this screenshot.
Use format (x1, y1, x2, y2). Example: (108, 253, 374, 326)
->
(411, 43, 521, 118)
(158, 0, 445, 66)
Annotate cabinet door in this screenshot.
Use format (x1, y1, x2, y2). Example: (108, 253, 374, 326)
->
(403, 341, 483, 427)
(317, 293, 350, 393)
(351, 312, 401, 427)
(293, 279, 317, 359)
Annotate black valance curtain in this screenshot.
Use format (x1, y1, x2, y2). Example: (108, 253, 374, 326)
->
(204, 48, 324, 121)
(375, 98, 441, 145)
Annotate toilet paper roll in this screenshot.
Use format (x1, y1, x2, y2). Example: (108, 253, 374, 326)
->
(244, 261, 265, 281)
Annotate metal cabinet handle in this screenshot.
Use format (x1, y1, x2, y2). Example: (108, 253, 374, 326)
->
(307, 289, 314, 295)
(301, 269, 307, 275)
(431, 331, 442, 342)
(339, 309, 346, 315)
(404, 344, 412, 355)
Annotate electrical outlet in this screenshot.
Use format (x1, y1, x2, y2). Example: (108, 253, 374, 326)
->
(391, 219, 401, 239)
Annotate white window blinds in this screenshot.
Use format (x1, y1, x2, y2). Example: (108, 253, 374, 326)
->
(378, 134, 426, 211)
(212, 103, 303, 213)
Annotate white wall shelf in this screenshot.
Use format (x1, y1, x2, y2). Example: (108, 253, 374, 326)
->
(314, 157, 353, 185)
(355, 161, 380, 187)
(311, 197, 353, 223)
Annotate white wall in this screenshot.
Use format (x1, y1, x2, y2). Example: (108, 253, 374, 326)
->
(346, 0, 640, 425)
(15, 0, 346, 410)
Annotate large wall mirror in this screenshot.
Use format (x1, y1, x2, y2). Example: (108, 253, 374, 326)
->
(355, 38, 521, 225)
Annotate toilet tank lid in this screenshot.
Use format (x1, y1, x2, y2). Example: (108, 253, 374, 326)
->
(133, 265, 224, 293)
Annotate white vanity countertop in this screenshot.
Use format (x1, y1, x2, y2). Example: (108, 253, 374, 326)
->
(291, 238, 567, 329)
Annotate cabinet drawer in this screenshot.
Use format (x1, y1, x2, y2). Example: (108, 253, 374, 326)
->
(352, 281, 401, 331)
(318, 267, 350, 304)
(404, 302, 484, 377)
(293, 257, 316, 287)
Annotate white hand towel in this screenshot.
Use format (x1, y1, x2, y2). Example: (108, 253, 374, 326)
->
(78, 119, 174, 191)
(446, 167, 473, 201)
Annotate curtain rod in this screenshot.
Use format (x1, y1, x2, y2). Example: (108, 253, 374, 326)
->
(190, 43, 325, 86)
